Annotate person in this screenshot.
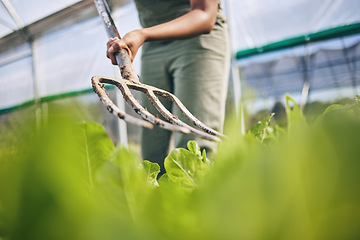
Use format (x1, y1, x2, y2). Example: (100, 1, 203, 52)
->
(107, 0, 230, 175)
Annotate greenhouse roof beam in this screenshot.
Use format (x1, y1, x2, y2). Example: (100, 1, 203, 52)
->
(1, 0, 24, 29)
(0, 0, 131, 54)
(0, 0, 94, 53)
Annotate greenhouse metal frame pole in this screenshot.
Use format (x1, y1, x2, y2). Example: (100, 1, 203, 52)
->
(30, 38, 45, 129)
(1, 0, 43, 128)
(1, 0, 23, 28)
(300, 43, 311, 111)
(224, 0, 245, 135)
(112, 66, 128, 147)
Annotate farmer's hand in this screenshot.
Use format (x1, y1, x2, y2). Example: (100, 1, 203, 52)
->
(106, 29, 146, 64)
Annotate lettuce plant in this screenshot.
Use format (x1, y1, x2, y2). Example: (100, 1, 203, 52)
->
(0, 95, 359, 240)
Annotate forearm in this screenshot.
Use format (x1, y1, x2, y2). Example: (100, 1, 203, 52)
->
(140, 3, 218, 42)
(107, 0, 219, 63)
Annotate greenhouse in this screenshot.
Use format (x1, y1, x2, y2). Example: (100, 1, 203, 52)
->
(1, 0, 359, 239)
(1, 0, 360, 140)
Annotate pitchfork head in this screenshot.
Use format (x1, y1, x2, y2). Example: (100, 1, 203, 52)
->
(91, 75, 224, 142)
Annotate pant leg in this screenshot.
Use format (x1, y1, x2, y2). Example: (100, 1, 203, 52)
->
(169, 26, 230, 156)
(140, 46, 173, 175)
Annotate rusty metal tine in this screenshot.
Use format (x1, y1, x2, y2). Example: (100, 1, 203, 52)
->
(144, 89, 221, 142)
(119, 85, 192, 134)
(151, 87, 225, 138)
(167, 92, 225, 137)
(91, 76, 153, 129)
(93, 76, 191, 134)
(122, 79, 223, 140)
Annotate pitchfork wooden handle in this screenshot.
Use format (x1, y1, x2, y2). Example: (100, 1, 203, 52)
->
(115, 49, 140, 83)
(93, 0, 139, 83)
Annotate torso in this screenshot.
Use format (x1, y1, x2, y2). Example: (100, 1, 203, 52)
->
(134, 0, 221, 28)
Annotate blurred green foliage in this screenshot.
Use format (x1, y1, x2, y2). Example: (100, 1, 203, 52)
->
(0, 95, 359, 240)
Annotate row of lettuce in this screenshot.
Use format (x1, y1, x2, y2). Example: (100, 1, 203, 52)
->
(0, 95, 359, 240)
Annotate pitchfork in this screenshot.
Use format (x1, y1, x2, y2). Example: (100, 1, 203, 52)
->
(92, 0, 224, 142)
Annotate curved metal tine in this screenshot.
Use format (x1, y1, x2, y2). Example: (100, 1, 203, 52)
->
(91, 76, 153, 129)
(144, 89, 221, 142)
(122, 81, 221, 141)
(97, 76, 191, 134)
(123, 81, 223, 141)
(150, 86, 226, 138)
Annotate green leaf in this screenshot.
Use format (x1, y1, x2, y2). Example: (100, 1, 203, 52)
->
(96, 147, 149, 221)
(323, 104, 344, 115)
(164, 148, 209, 189)
(202, 149, 207, 164)
(285, 94, 306, 133)
(0, 115, 94, 240)
(158, 173, 171, 185)
(187, 140, 202, 159)
(76, 121, 114, 188)
(353, 95, 360, 114)
(141, 160, 160, 187)
(249, 113, 275, 142)
(187, 140, 208, 163)
(317, 97, 360, 123)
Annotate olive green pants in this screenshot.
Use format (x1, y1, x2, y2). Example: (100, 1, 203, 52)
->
(140, 20, 230, 174)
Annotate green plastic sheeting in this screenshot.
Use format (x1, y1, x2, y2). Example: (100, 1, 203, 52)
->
(236, 22, 360, 59)
(0, 86, 114, 114)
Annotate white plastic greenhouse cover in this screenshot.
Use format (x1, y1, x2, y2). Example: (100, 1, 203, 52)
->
(0, 0, 359, 111)
(0, 0, 82, 37)
(0, 0, 140, 111)
(225, 0, 360, 51)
